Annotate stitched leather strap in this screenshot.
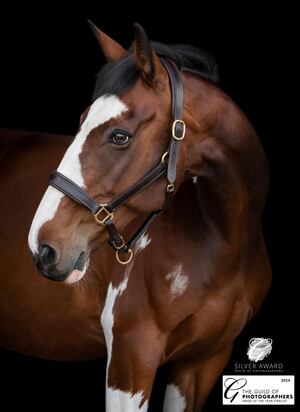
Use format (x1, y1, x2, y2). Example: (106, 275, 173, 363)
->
(106, 220, 127, 251)
(127, 210, 161, 249)
(49, 162, 167, 214)
(108, 162, 167, 210)
(160, 58, 184, 184)
(48, 57, 185, 262)
(49, 171, 99, 213)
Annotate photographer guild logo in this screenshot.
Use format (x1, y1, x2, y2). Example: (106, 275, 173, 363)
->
(247, 338, 273, 362)
(222, 375, 295, 405)
(224, 337, 295, 405)
(223, 377, 248, 403)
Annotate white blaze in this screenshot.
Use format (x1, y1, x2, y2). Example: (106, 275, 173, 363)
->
(28, 186, 64, 254)
(28, 95, 127, 254)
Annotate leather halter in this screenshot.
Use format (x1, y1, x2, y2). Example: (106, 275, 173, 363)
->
(48, 58, 185, 264)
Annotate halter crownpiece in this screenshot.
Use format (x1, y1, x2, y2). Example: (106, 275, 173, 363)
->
(48, 58, 185, 264)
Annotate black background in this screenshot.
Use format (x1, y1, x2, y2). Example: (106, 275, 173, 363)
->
(0, 3, 297, 411)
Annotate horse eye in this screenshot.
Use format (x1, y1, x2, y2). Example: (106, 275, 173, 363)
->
(110, 131, 131, 146)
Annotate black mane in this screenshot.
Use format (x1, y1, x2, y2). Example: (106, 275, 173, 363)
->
(92, 42, 219, 101)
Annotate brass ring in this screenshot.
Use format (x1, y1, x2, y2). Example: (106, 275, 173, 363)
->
(166, 183, 175, 193)
(116, 249, 133, 265)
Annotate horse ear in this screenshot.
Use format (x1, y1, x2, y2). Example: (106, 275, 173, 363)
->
(88, 20, 127, 62)
(133, 23, 164, 86)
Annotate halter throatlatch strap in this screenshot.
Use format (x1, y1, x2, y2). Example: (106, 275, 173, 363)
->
(48, 58, 185, 264)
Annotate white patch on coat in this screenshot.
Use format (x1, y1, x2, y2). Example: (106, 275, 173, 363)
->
(101, 260, 149, 411)
(106, 388, 148, 412)
(101, 260, 133, 369)
(135, 233, 151, 253)
(192, 176, 198, 184)
(163, 384, 186, 412)
(28, 95, 128, 254)
(101, 275, 129, 370)
(166, 264, 189, 299)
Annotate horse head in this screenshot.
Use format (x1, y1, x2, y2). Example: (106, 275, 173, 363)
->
(28, 23, 189, 283)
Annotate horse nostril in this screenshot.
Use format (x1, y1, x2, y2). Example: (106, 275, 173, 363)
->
(38, 244, 57, 271)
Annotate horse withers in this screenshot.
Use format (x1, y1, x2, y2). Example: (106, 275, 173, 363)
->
(1, 23, 271, 411)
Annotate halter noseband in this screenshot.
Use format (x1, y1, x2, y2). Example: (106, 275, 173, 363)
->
(48, 58, 185, 265)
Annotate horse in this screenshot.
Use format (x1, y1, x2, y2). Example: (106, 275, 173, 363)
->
(0, 22, 271, 411)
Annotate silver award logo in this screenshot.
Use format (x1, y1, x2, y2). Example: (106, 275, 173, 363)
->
(247, 338, 273, 362)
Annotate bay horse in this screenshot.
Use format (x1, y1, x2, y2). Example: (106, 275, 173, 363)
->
(0, 23, 271, 411)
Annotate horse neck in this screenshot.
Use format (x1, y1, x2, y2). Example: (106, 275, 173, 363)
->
(99, 73, 270, 282)
(180, 70, 269, 241)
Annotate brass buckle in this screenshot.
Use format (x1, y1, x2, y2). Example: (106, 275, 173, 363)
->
(94, 204, 113, 225)
(112, 236, 125, 250)
(172, 120, 186, 141)
(116, 248, 133, 265)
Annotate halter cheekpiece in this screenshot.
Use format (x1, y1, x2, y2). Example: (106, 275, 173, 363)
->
(49, 58, 185, 264)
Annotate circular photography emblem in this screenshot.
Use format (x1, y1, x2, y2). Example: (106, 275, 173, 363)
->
(247, 337, 272, 362)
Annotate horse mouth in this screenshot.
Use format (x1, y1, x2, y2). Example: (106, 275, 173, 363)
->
(64, 252, 89, 285)
(73, 251, 86, 271)
(32, 249, 89, 283)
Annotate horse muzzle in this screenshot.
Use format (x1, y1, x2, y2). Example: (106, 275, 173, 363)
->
(34, 245, 87, 283)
